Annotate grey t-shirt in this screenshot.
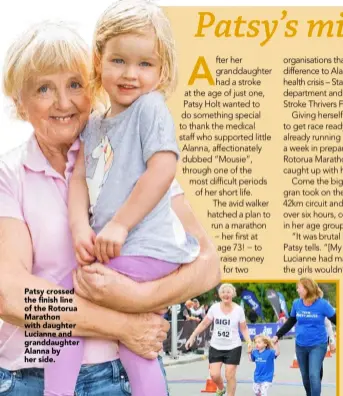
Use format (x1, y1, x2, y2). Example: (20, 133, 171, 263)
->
(81, 91, 199, 264)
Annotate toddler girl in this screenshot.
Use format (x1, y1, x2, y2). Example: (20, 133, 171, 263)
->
(249, 334, 280, 396)
(44, 1, 199, 395)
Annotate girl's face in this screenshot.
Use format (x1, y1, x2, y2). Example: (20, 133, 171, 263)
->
(255, 337, 266, 351)
(297, 283, 308, 299)
(100, 28, 162, 116)
(219, 288, 233, 303)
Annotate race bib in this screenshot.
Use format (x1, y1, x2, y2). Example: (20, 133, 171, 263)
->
(216, 326, 232, 339)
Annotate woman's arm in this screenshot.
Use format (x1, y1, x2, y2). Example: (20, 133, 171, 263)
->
(274, 316, 297, 340)
(185, 316, 212, 350)
(239, 321, 252, 352)
(73, 193, 221, 312)
(0, 218, 168, 359)
(328, 313, 336, 325)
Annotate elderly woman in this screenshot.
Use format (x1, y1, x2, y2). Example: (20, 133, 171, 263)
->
(0, 22, 220, 395)
(273, 278, 336, 396)
(185, 284, 252, 396)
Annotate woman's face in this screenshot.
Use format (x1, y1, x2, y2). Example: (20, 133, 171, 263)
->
(219, 287, 233, 303)
(19, 71, 91, 148)
(297, 283, 307, 299)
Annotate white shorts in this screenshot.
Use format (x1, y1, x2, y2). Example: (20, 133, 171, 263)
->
(252, 382, 272, 395)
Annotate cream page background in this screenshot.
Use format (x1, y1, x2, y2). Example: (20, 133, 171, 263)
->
(0, 4, 340, 391)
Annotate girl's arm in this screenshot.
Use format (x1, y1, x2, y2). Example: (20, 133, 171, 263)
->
(239, 321, 253, 352)
(273, 341, 280, 357)
(185, 316, 212, 349)
(68, 143, 95, 265)
(94, 151, 177, 263)
(94, 95, 180, 263)
(73, 193, 221, 312)
(114, 152, 177, 231)
(0, 218, 168, 359)
(324, 299, 336, 325)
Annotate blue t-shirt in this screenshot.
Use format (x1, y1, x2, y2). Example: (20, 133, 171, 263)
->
(251, 349, 276, 383)
(290, 298, 335, 347)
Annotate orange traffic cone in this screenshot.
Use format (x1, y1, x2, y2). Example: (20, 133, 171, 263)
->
(201, 367, 218, 393)
(325, 345, 332, 358)
(290, 354, 299, 368)
(201, 378, 217, 393)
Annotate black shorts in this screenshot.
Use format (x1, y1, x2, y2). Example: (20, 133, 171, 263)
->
(209, 345, 242, 365)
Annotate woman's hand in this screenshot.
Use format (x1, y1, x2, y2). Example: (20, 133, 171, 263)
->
(120, 312, 170, 359)
(185, 334, 196, 350)
(272, 336, 279, 344)
(73, 263, 118, 303)
(73, 193, 221, 313)
(73, 263, 147, 313)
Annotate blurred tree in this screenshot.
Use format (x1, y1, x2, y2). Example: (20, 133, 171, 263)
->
(319, 283, 336, 307)
(234, 282, 299, 322)
(194, 281, 337, 321)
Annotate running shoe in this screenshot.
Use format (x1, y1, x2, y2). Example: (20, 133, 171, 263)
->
(216, 389, 225, 396)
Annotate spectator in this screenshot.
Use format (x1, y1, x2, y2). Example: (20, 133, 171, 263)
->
(183, 300, 200, 322)
(191, 299, 205, 321)
(185, 283, 252, 396)
(273, 277, 336, 396)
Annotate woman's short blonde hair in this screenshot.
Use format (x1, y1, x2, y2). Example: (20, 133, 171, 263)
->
(2, 21, 91, 120)
(218, 283, 237, 298)
(91, 0, 177, 107)
(299, 277, 323, 303)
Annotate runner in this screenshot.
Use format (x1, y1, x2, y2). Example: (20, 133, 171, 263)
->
(273, 277, 336, 396)
(185, 283, 252, 396)
(248, 334, 280, 396)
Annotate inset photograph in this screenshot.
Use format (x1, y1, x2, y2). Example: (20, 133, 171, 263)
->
(163, 278, 337, 396)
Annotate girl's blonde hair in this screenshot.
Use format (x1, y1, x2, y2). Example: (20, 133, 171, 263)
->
(218, 283, 237, 298)
(254, 334, 273, 349)
(2, 21, 91, 120)
(299, 277, 323, 303)
(91, 0, 177, 108)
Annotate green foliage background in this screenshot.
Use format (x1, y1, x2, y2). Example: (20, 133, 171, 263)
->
(196, 282, 336, 323)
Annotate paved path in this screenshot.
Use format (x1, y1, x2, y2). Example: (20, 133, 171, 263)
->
(164, 339, 336, 396)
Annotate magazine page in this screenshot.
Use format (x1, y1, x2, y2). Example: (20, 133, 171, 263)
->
(0, 1, 339, 396)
